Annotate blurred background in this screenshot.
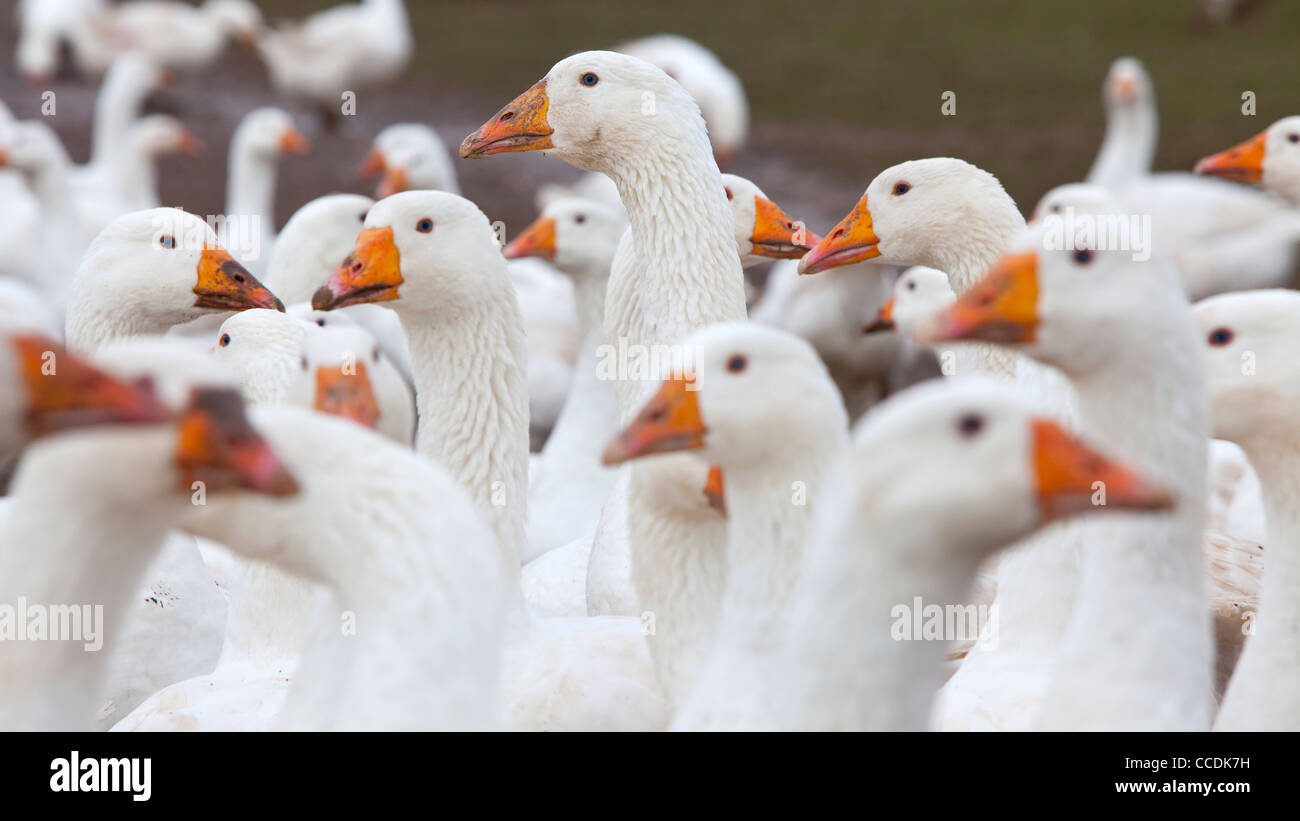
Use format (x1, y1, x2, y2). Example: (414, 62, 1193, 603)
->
(2, 0, 1298, 235)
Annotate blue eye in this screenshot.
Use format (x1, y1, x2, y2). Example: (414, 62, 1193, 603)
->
(580, 72, 599, 87)
(1208, 328, 1234, 347)
(1073, 249, 1093, 265)
(726, 354, 747, 373)
(416, 218, 433, 233)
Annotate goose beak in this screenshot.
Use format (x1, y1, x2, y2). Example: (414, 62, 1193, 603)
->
(313, 226, 403, 310)
(194, 245, 284, 312)
(1032, 418, 1173, 521)
(176, 129, 203, 157)
(460, 79, 555, 158)
(863, 296, 895, 334)
(1194, 130, 1267, 183)
(175, 388, 298, 496)
(798, 195, 881, 274)
(315, 363, 381, 429)
(503, 216, 557, 261)
(0, 148, 11, 167)
(703, 464, 727, 515)
(357, 148, 386, 178)
(602, 376, 706, 465)
(750, 196, 822, 259)
(919, 251, 1039, 344)
(13, 335, 171, 438)
(376, 166, 409, 198)
(279, 128, 311, 155)
(1110, 74, 1137, 104)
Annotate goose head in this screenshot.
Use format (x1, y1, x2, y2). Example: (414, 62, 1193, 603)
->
(299, 324, 385, 430)
(1102, 57, 1153, 116)
(361, 123, 453, 197)
(69, 208, 284, 347)
(266, 194, 375, 304)
(503, 196, 625, 281)
(603, 322, 846, 474)
(203, 0, 264, 46)
(721, 174, 821, 268)
(460, 51, 707, 174)
(1030, 182, 1120, 223)
(232, 107, 310, 161)
(0, 120, 72, 178)
(1195, 115, 1300, 204)
(1194, 289, 1300, 447)
(850, 378, 1173, 554)
(799, 158, 1023, 277)
(128, 114, 203, 159)
(313, 191, 504, 313)
(212, 308, 309, 404)
(918, 220, 1181, 375)
(864, 266, 955, 337)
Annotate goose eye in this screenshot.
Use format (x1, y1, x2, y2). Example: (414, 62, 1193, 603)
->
(300, 356, 309, 371)
(159, 235, 176, 249)
(723, 187, 733, 201)
(416, 218, 434, 233)
(1072, 249, 1094, 265)
(907, 281, 916, 290)
(1050, 204, 1062, 214)
(957, 413, 984, 437)
(219, 333, 231, 347)
(726, 354, 747, 373)
(1208, 327, 1234, 347)
(359, 211, 368, 222)
(373, 347, 381, 362)
(1289, 134, 1300, 143)
(316, 318, 326, 327)
(893, 182, 911, 196)
(580, 72, 599, 87)
(574, 214, 586, 224)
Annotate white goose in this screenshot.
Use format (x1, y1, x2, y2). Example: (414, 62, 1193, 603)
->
(461, 52, 748, 711)
(15, 0, 107, 83)
(359, 123, 460, 197)
(65, 208, 284, 354)
(71, 0, 263, 75)
(225, 107, 311, 273)
(256, 0, 413, 126)
(1195, 289, 1300, 729)
(0, 349, 295, 730)
(864, 265, 956, 341)
(313, 191, 665, 730)
(603, 322, 848, 730)
(76, 53, 166, 208)
(1196, 115, 1300, 205)
(923, 222, 1215, 729)
(771, 378, 1171, 730)
(112, 114, 203, 212)
(1086, 57, 1156, 190)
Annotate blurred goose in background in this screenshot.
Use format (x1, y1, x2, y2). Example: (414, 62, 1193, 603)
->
(359, 123, 460, 196)
(77, 54, 167, 204)
(68, 0, 263, 76)
(112, 114, 203, 211)
(1196, 115, 1300, 205)
(771, 379, 1171, 730)
(257, 0, 413, 129)
(225, 107, 311, 274)
(615, 34, 749, 167)
(1087, 57, 1157, 191)
(864, 266, 956, 340)
(313, 191, 665, 730)
(15, 0, 106, 83)
(1196, 290, 1300, 729)
(65, 208, 283, 354)
(924, 221, 1214, 730)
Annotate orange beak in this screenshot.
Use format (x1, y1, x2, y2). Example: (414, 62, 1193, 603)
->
(175, 388, 298, 496)
(863, 295, 895, 334)
(503, 216, 557, 261)
(1194, 130, 1267, 183)
(312, 226, 403, 311)
(12, 335, 171, 439)
(176, 129, 203, 157)
(459, 79, 555, 158)
(798, 195, 881, 274)
(0, 148, 11, 167)
(602, 376, 706, 465)
(194, 244, 284, 312)
(1032, 417, 1173, 521)
(279, 128, 311, 156)
(749, 196, 822, 259)
(1110, 74, 1137, 104)
(376, 166, 409, 199)
(919, 251, 1039, 345)
(703, 464, 726, 515)
(357, 148, 386, 178)
(314, 363, 381, 429)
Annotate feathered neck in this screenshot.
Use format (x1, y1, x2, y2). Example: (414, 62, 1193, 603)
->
(227, 145, 279, 241)
(1088, 99, 1157, 190)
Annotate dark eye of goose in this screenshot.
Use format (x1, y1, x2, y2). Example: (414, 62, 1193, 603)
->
(416, 218, 433, 233)
(574, 214, 586, 224)
(580, 72, 599, 87)
(373, 347, 381, 362)
(907, 280, 916, 290)
(359, 211, 368, 222)
(219, 333, 231, 347)
(1289, 134, 1300, 143)
(1208, 327, 1234, 347)
(893, 182, 911, 196)
(300, 356, 309, 371)
(159, 235, 176, 249)
(724, 188, 733, 201)
(316, 318, 326, 327)
(957, 413, 984, 437)
(1072, 249, 1094, 265)
(1050, 204, 1062, 214)
(726, 354, 747, 373)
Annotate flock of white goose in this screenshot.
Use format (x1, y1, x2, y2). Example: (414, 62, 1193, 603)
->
(2, 4, 1300, 730)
